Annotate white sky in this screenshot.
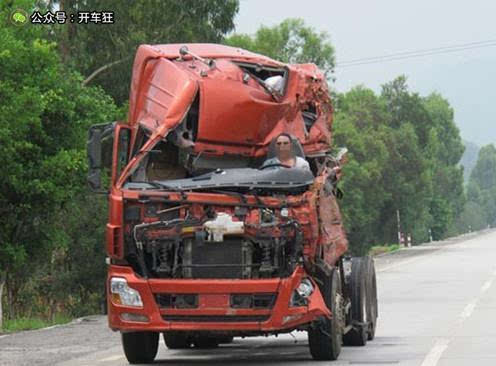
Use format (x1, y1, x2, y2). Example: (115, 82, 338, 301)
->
(234, 0, 496, 146)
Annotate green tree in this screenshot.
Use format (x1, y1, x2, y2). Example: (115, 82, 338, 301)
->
(460, 140, 480, 183)
(455, 201, 486, 232)
(333, 87, 391, 253)
(422, 93, 465, 239)
(47, 0, 239, 103)
(377, 78, 466, 242)
(470, 144, 496, 191)
(225, 18, 335, 77)
(379, 77, 434, 243)
(0, 0, 118, 328)
(334, 77, 466, 251)
(467, 144, 496, 227)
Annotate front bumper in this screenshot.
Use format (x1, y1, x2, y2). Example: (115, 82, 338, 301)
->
(107, 265, 330, 333)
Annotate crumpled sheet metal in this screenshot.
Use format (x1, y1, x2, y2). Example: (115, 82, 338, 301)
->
(127, 43, 333, 158)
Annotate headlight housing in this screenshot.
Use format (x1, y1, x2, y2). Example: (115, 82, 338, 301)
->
(110, 277, 143, 308)
(290, 278, 314, 307)
(296, 278, 314, 298)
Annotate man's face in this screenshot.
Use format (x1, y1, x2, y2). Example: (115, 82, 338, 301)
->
(275, 135, 292, 158)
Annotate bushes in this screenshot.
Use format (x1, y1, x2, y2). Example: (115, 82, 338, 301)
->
(334, 81, 465, 253)
(369, 244, 401, 257)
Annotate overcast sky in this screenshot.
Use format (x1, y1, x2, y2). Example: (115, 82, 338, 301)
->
(234, 0, 496, 146)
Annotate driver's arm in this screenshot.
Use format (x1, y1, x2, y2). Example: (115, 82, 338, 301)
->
(295, 157, 311, 171)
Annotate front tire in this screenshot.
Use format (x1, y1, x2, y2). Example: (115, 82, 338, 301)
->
(163, 331, 191, 349)
(308, 268, 343, 360)
(216, 335, 234, 344)
(121, 331, 159, 364)
(193, 336, 219, 348)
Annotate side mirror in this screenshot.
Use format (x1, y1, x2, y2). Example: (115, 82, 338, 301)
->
(87, 122, 115, 192)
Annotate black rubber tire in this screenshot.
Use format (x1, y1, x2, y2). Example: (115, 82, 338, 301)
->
(343, 257, 368, 346)
(121, 331, 159, 364)
(216, 335, 234, 344)
(163, 331, 191, 349)
(193, 336, 219, 348)
(308, 268, 342, 360)
(363, 256, 378, 341)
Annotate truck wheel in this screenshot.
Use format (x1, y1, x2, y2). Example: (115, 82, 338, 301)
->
(363, 256, 378, 341)
(343, 257, 368, 346)
(308, 268, 342, 360)
(216, 335, 234, 344)
(193, 336, 219, 348)
(163, 331, 191, 349)
(121, 331, 159, 364)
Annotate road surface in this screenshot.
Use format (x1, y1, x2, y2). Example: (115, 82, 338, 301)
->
(1, 229, 495, 366)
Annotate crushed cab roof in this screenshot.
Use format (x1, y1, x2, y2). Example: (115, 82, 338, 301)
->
(127, 43, 334, 158)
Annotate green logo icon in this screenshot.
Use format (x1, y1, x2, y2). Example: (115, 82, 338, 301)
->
(11, 9, 28, 26)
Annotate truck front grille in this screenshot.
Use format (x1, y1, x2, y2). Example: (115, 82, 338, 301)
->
(155, 294, 198, 309)
(230, 293, 277, 309)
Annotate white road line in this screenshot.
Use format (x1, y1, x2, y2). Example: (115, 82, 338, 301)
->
(377, 255, 431, 273)
(420, 338, 450, 366)
(481, 279, 493, 294)
(0, 334, 9, 339)
(99, 355, 124, 362)
(459, 301, 477, 321)
(420, 266, 496, 366)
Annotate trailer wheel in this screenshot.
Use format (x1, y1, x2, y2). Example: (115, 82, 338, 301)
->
(343, 257, 368, 346)
(363, 256, 378, 340)
(193, 336, 219, 348)
(163, 331, 191, 349)
(308, 268, 342, 360)
(121, 331, 158, 364)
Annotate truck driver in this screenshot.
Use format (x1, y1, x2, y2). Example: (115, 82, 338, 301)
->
(261, 133, 310, 170)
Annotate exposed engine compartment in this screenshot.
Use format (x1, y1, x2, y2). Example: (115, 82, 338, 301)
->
(123, 200, 307, 280)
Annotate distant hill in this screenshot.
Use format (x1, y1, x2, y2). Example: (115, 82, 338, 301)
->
(460, 140, 480, 183)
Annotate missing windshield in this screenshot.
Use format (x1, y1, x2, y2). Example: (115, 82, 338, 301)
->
(233, 62, 288, 98)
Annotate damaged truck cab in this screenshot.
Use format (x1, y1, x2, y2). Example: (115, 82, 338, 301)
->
(87, 44, 378, 363)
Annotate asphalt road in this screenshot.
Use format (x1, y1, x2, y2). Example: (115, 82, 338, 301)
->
(1, 229, 495, 366)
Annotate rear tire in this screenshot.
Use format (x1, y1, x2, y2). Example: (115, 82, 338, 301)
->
(343, 257, 368, 346)
(121, 331, 158, 364)
(308, 268, 343, 360)
(163, 331, 191, 349)
(363, 256, 378, 341)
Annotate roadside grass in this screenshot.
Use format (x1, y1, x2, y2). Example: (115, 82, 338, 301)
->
(2, 313, 72, 333)
(369, 243, 401, 256)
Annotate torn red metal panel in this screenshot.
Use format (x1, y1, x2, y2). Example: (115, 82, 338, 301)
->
(127, 43, 333, 158)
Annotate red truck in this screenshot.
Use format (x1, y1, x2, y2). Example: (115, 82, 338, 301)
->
(87, 43, 377, 363)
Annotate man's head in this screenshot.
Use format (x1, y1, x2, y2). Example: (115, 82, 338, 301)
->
(275, 133, 293, 160)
